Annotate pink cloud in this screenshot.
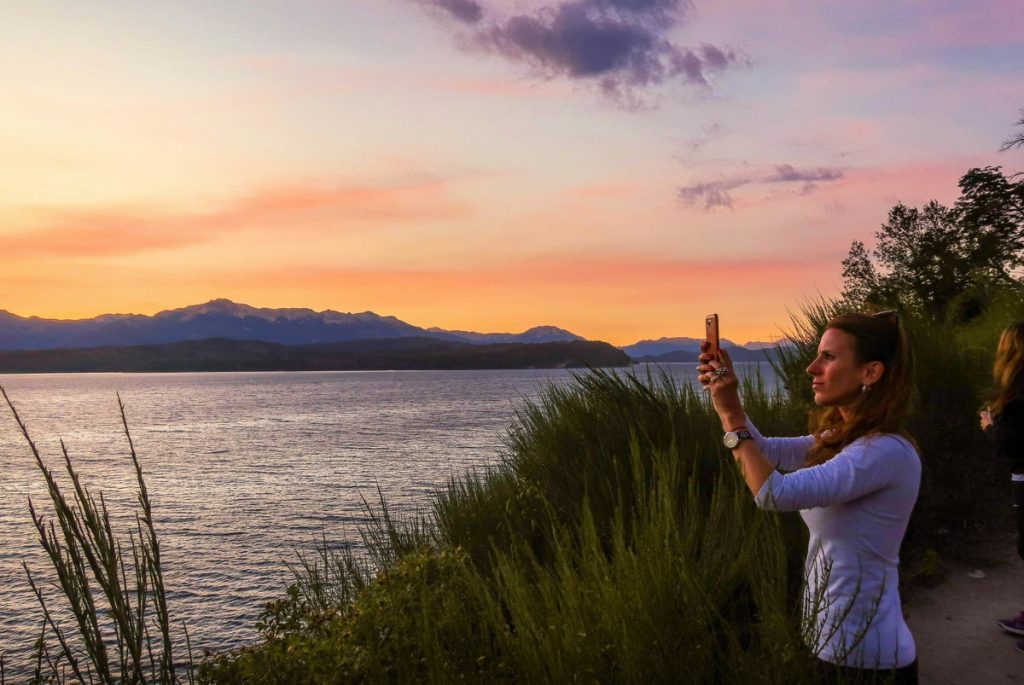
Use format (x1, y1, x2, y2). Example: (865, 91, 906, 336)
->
(0, 177, 465, 259)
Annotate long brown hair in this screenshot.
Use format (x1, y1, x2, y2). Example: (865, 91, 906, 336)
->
(805, 311, 914, 466)
(990, 321, 1024, 417)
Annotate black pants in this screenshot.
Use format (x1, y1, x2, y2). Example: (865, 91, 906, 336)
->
(1013, 480, 1024, 561)
(816, 658, 918, 685)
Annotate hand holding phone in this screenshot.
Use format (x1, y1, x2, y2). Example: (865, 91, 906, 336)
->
(705, 313, 720, 360)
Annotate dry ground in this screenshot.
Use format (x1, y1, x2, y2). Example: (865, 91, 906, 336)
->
(905, 535, 1024, 683)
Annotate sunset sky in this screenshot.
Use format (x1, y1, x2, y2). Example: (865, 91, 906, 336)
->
(2, 1, 1022, 344)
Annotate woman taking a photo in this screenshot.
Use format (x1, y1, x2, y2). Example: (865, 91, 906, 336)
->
(698, 311, 920, 683)
(981, 321, 1024, 651)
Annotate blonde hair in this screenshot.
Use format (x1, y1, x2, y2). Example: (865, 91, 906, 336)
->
(806, 311, 914, 466)
(990, 321, 1024, 417)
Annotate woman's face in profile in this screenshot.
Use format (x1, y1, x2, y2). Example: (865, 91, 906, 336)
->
(806, 328, 867, 408)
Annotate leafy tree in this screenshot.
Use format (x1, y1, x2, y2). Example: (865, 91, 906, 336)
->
(841, 166, 1024, 321)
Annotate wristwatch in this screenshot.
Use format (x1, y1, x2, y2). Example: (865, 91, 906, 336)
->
(722, 430, 753, 449)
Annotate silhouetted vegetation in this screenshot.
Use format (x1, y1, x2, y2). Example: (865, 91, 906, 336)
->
(841, 166, 1023, 322)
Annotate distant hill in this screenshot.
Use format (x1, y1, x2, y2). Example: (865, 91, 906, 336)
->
(427, 325, 583, 345)
(0, 337, 630, 373)
(620, 337, 788, 362)
(622, 337, 713, 358)
(0, 299, 585, 351)
(634, 346, 779, 363)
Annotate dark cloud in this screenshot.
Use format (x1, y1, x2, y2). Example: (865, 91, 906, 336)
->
(481, 6, 652, 78)
(592, 0, 682, 12)
(679, 164, 844, 211)
(677, 178, 748, 210)
(587, 0, 688, 28)
(699, 44, 731, 69)
(412, 0, 737, 103)
(769, 164, 843, 183)
(423, 0, 485, 24)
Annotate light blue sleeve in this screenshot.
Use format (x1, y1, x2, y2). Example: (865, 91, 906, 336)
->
(754, 435, 918, 512)
(746, 421, 814, 472)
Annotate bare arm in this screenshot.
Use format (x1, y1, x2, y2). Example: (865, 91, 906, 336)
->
(729, 434, 776, 497)
(698, 343, 776, 497)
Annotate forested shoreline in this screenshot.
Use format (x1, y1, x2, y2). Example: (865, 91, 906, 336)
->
(0, 337, 630, 373)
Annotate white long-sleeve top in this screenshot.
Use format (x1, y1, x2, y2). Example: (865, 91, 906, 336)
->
(747, 422, 921, 669)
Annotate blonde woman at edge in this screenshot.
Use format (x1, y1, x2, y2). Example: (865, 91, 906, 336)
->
(981, 321, 1024, 654)
(698, 312, 920, 684)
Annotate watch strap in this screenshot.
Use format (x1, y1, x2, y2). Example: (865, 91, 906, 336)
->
(723, 430, 753, 449)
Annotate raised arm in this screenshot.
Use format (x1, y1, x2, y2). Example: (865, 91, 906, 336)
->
(698, 344, 784, 497)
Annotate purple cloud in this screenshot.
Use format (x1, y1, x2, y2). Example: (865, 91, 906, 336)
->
(769, 164, 843, 183)
(412, 0, 738, 103)
(592, 0, 681, 12)
(422, 0, 485, 24)
(679, 164, 844, 210)
(677, 178, 748, 210)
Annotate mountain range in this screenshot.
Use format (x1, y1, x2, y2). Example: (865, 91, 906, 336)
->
(0, 299, 581, 351)
(0, 299, 785, 361)
(619, 337, 788, 362)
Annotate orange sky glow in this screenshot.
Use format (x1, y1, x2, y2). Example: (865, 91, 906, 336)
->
(1, 1, 1021, 345)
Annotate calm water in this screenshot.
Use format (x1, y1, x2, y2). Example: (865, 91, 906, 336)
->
(0, 363, 774, 674)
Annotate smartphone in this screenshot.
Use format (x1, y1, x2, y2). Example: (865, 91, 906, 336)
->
(705, 313, 720, 359)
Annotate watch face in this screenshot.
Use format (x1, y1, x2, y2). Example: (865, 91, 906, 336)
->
(723, 432, 739, 448)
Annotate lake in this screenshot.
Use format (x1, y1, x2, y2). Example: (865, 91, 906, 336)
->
(0, 363, 777, 675)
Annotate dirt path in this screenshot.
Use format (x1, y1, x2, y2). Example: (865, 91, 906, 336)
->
(904, 536, 1024, 683)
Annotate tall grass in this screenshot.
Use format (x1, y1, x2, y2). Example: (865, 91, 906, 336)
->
(201, 369, 827, 683)
(2, 388, 194, 684)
